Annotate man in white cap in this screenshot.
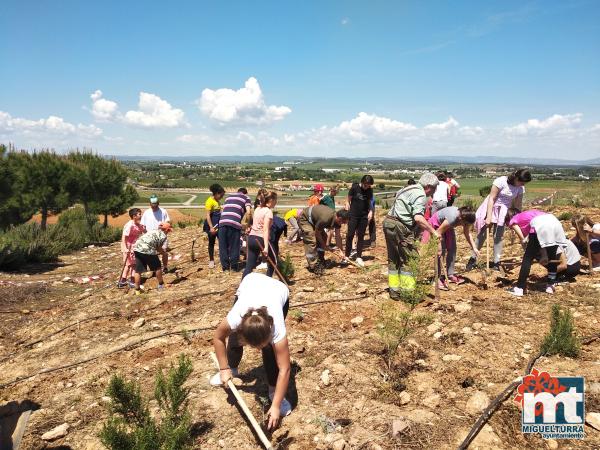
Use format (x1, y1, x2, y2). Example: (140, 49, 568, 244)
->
(141, 195, 171, 272)
(382, 173, 441, 301)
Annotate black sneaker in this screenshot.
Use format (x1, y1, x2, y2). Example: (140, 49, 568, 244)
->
(389, 289, 402, 301)
(490, 262, 502, 272)
(465, 257, 477, 271)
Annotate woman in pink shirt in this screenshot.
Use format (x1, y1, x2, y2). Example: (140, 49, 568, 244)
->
(467, 169, 532, 271)
(118, 208, 146, 288)
(243, 191, 278, 278)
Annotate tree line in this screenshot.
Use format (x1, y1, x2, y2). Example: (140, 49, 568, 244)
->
(0, 144, 138, 230)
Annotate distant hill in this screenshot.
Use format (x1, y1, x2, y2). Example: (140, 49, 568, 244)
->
(111, 154, 600, 166)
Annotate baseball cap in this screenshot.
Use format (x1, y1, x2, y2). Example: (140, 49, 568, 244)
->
(158, 222, 172, 233)
(150, 195, 159, 204)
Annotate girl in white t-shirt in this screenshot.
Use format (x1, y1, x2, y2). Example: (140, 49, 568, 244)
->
(467, 169, 532, 271)
(211, 273, 292, 430)
(431, 172, 450, 214)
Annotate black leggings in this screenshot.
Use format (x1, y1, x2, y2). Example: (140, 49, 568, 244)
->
(242, 235, 278, 278)
(517, 233, 558, 289)
(207, 233, 217, 261)
(227, 300, 289, 386)
(345, 216, 368, 258)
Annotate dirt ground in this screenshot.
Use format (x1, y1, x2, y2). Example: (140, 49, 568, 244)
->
(2, 205, 600, 449)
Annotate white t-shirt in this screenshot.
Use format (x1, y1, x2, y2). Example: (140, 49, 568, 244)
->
(141, 207, 170, 231)
(227, 273, 289, 344)
(433, 182, 449, 202)
(558, 240, 581, 266)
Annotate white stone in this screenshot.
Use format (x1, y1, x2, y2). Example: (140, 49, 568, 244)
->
(133, 318, 145, 328)
(392, 419, 410, 437)
(466, 391, 490, 415)
(586, 412, 600, 431)
(453, 302, 472, 313)
(422, 393, 440, 409)
(350, 316, 364, 326)
(427, 322, 442, 333)
(64, 410, 80, 423)
(398, 390, 411, 405)
(321, 369, 331, 386)
(461, 327, 473, 335)
(546, 439, 558, 449)
(472, 322, 483, 330)
(41, 423, 69, 441)
(442, 354, 462, 362)
(433, 331, 443, 339)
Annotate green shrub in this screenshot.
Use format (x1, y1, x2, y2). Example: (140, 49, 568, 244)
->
(100, 354, 194, 450)
(541, 304, 580, 358)
(557, 211, 573, 221)
(457, 196, 479, 211)
(277, 253, 295, 280)
(0, 207, 121, 270)
(397, 239, 437, 305)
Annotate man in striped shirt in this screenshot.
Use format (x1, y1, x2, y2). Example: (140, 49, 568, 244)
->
(218, 187, 252, 271)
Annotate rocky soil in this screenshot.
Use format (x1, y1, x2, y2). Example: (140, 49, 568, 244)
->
(1, 206, 599, 449)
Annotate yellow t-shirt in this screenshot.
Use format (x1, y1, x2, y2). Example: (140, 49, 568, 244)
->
(284, 209, 298, 222)
(205, 196, 221, 213)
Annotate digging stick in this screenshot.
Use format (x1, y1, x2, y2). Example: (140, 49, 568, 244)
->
(209, 352, 273, 450)
(434, 253, 440, 301)
(586, 231, 593, 275)
(256, 240, 289, 287)
(486, 225, 490, 275)
(191, 238, 197, 262)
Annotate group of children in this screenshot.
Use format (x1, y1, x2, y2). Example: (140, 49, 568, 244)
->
(114, 173, 598, 431)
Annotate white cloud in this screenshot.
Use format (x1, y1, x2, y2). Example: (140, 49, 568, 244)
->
(0, 110, 102, 138)
(424, 116, 459, 131)
(198, 77, 291, 126)
(327, 112, 417, 142)
(123, 92, 186, 128)
(90, 90, 120, 121)
(89, 90, 186, 128)
(504, 113, 582, 136)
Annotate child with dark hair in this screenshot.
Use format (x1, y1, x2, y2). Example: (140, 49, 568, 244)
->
(218, 187, 252, 271)
(243, 191, 278, 278)
(299, 205, 349, 274)
(211, 273, 292, 430)
(204, 184, 226, 269)
(345, 175, 374, 267)
(468, 169, 532, 271)
(421, 206, 478, 288)
(118, 208, 146, 288)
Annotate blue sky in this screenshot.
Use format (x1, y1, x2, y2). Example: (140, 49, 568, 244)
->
(1, 0, 599, 159)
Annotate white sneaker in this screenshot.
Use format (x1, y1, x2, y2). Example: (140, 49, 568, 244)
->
(545, 284, 556, 294)
(355, 257, 365, 268)
(507, 287, 524, 297)
(257, 262, 268, 270)
(208, 261, 215, 269)
(209, 367, 239, 386)
(593, 265, 600, 272)
(268, 387, 292, 416)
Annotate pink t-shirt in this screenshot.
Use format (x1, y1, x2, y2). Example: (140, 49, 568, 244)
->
(250, 207, 273, 238)
(121, 220, 145, 251)
(509, 210, 546, 235)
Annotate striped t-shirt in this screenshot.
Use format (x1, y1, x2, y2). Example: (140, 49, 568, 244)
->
(219, 193, 251, 230)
